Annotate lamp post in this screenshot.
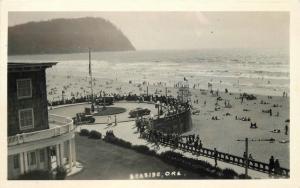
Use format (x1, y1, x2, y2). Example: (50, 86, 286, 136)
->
(147, 86, 149, 97)
(156, 101, 160, 119)
(245, 137, 249, 176)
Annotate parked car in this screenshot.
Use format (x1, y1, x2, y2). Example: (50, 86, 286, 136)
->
(95, 96, 114, 106)
(73, 113, 95, 125)
(129, 108, 151, 118)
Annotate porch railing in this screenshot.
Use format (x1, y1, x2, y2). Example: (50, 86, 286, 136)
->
(8, 114, 74, 146)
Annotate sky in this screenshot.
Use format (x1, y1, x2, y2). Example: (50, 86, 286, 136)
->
(8, 12, 289, 50)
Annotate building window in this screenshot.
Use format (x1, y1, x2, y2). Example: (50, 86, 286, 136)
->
(13, 154, 20, 169)
(18, 108, 34, 130)
(39, 149, 45, 163)
(17, 79, 32, 99)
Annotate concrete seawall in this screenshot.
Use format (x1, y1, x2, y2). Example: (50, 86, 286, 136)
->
(152, 108, 192, 134)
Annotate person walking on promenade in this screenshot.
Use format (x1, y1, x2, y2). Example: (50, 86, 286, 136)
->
(249, 154, 253, 160)
(196, 135, 199, 142)
(194, 140, 198, 151)
(214, 148, 218, 167)
(274, 159, 281, 176)
(154, 138, 160, 150)
(199, 140, 203, 149)
(285, 125, 289, 135)
(269, 156, 275, 175)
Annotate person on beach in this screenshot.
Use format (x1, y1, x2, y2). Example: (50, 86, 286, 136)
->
(269, 109, 272, 116)
(214, 148, 218, 167)
(285, 125, 289, 135)
(269, 156, 275, 174)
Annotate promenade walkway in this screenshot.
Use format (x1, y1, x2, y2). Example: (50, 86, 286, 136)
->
(76, 121, 271, 179)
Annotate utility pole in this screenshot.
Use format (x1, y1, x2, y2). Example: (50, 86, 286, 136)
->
(147, 86, 149, 97)
(89, 48, 94, 107)
(156, 101, 160, 119)
(61, 90, 65, 103)
(165, 87, 168, 97)
(157, 104, 160, 119)
(245, 137, 248, 176)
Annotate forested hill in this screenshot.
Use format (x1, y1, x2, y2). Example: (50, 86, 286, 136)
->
(8, 17, 135, 55)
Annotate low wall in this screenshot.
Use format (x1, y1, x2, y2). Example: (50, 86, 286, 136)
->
(152, 108, 192, 134)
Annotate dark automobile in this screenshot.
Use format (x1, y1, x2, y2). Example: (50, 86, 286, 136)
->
(73, 113, 95, 125)
(129, 108, 151, 118)
(95, 96, 114, 106)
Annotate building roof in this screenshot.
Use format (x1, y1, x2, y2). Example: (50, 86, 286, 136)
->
(8, 62, 57, 72)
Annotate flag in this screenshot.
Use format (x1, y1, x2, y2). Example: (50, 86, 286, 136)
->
(89, 48, 92, 76)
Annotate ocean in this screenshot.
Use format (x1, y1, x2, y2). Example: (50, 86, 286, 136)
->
(9, 48, 289, 97)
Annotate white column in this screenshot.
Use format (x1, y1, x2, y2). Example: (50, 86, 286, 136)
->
(56, 144, 61, 167)
(72, 138, 76, 166)
(68, 139, 73, 171)
(60, 142, 64, 166)
(45, 147, 51, 171)
(24, 152, 28, 173)
(19, 153, 24, 174)
(61, 141, 65, 165)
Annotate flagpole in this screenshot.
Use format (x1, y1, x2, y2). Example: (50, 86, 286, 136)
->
(89, 48, 94, 106)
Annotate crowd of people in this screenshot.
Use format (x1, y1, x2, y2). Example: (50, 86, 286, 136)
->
(144, 130, 203, 151)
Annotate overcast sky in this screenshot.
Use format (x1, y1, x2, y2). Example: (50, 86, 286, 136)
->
(8, 12, 289, 50)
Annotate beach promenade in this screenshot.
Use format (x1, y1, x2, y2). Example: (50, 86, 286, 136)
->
(49, 96, 289, 179)
(76, 121, 270, 179)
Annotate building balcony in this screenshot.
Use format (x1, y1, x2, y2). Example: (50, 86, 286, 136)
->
(8, 114, 74, 147)
(7, 114, 78, 179)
